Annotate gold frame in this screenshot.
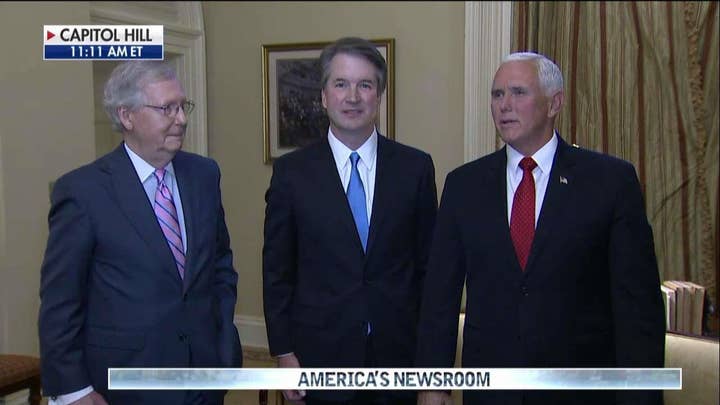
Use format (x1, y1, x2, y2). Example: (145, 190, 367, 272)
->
(261, 39, 395, 163)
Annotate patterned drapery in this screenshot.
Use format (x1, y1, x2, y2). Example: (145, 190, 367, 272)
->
(512, 1, 719, 335)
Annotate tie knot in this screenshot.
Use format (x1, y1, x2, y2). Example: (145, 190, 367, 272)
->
(519, 157, 537, 172)
(350, 152, 360, 167)
(154, 168, 167, 185)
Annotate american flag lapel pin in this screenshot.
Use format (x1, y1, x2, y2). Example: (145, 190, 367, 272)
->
(559, 176, 568, 184)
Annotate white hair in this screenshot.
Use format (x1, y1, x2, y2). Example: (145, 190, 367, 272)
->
(103, 61, 178, 132)
(503, 52, 564, 96)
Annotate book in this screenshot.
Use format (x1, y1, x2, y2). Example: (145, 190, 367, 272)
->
(682, 281, 706, 335)
(660, 285, 676, 331)
(661, 280, 707, 335)
(662, 281, 687, 333)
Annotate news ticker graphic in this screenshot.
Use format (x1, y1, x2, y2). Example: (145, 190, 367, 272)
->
(109, 368, 682, 391)
(43, 25, 163, 60)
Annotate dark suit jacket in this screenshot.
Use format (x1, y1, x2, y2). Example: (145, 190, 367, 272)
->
(416, 137, 665, 405)
(39, 144, 242, 404)
(263, 135, 437, 400)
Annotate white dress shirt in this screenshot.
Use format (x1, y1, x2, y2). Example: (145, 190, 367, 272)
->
(506, 132, 558, 227)
(327, 128, 378, 222)
(50, 144, 187, 405)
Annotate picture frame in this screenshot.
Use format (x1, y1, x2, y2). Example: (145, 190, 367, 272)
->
(261, 38, 395, 163)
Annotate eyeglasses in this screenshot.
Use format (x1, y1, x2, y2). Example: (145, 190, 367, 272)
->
(143, 100, 195, 117)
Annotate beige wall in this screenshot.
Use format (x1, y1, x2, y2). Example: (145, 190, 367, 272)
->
(0, 1, 465, 354)
(0, 2, 95, 354)
(203, 1, 465, 322)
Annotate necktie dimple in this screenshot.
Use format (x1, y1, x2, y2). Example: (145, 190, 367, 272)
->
(347, 152, 369, 252)
(153, 169, 185, 279)
(510, 157, 537, 271)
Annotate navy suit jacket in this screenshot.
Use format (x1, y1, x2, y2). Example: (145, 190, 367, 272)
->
(39, 145, 242, 404)
(263, 135, 437, 399)
(416, 137, 665, 405)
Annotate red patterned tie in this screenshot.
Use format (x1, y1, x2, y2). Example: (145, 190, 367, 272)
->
(153, 169, 185, 279)
(510, 157, 537, 271)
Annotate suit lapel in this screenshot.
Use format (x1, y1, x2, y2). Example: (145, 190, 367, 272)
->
(105, 145, 181, 283)
(173, 152, 197, 291)
(314, 139, 366, 253)
(365, 135, 393, 255)
(486, 149, 523, 272)
(525, 138, 576, 272)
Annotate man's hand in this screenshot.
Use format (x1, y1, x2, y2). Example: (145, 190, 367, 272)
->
(418, 390, 453, 405)
(70, 391, 108, 405)
(278, 353, 306, 404)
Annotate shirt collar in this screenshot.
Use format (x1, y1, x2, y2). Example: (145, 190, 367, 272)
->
(327, 128, 378, 171)
(123, 142, 175, 184)
(506, 131, 558, 175)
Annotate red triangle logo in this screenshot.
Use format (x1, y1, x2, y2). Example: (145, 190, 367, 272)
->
(47, 31, 55, 40)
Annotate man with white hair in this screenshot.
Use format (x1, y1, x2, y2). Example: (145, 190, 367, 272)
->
(39, 61, 241, 405)
(416, 52, 665, 405)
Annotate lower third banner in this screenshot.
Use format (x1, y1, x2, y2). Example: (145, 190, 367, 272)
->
(108, 368, 681, 391)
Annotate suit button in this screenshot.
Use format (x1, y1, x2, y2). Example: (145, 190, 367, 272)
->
(178, 333, 187, 342)
(520, 286, 529, 296)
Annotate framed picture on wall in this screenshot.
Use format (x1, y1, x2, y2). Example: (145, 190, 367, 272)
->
(261, 38, 395, 163)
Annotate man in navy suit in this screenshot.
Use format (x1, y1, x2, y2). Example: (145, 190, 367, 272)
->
(263, 37, 437, 404)
(416, 52, 665, 405)
(39, 61, 242, 405)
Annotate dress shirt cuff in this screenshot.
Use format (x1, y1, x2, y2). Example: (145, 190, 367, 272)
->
(276, 352, 294, 358)
(49, 386, 94, 405)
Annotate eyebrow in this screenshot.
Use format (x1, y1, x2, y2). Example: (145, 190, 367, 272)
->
(491, 85, 527, 93)
(332, 77, 376, 83)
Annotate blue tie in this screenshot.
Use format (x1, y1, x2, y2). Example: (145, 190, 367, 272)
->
(347, 152, 369, 251)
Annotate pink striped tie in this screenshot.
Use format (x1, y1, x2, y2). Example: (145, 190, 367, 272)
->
(153, 169, 185, 279)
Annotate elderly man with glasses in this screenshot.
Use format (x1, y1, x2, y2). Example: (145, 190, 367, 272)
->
(39, 61, 242, 405)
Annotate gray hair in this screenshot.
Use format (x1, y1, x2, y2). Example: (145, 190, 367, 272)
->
(503, 52, 564, 96)
(319, 37, 387, 96)
(103, 61, 178, 132)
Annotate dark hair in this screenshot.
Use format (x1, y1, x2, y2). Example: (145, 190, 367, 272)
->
(319, 37, 387, 96)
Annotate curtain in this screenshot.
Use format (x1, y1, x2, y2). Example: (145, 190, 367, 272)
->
(512, 1, 719, 335)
